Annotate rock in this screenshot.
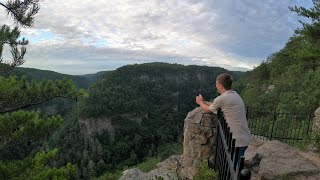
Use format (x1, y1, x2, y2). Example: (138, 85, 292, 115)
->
(79, 117, 115, 141)
(313, 107, 320, 132)
(120, 168, 144, 180)
(253, 141, 319, 180)
(119, 155, 182, 180)
(180, 107, 216, 179)
(244, 136, 266, 168)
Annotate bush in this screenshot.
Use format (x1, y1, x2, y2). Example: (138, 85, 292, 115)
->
(137, 157, 161, 173)
(92, 170, 122, 180)
(193, 161, 218, 180)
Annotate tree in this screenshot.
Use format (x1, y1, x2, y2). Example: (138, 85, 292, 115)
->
(0, 0, 40, 72)
(0, 0, 82, 150)
(0, 76, 78, 114)
(290, 0, 320, 71)
(0, 148, 76, 179)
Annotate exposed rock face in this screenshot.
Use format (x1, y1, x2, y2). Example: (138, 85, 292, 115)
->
(245, 139, 319, 180)
(119, 155, 182, 180)
(79, 117, 115, 142)
(313, 107, 320, 132)
(180, 107, 216, 179)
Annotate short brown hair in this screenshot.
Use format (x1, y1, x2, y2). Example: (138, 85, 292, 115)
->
(216, 73, 233, 90)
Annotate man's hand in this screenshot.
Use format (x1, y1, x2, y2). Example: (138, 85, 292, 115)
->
(196, 94, 212, 113)
(196, 94, 204, 105)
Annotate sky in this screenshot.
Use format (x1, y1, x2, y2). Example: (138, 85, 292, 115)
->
(0, 0, 313, 75)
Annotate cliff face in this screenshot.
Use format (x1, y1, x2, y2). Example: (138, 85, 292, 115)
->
(79, 117, 115, 140)
(78, 117, 115, 156)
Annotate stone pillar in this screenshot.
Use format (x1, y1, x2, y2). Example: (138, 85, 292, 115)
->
(179, 107, 217, 179)
(313, 107, 320, 131)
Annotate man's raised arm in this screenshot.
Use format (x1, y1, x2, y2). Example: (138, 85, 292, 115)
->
(196, 94, 212, 113)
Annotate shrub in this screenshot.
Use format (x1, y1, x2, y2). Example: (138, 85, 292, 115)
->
(193, 161, 218, 180)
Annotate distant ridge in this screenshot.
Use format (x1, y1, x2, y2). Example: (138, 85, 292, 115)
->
(1, 66, 108, 89)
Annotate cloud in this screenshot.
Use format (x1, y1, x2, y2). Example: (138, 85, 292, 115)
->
(0, 0, 312, 74)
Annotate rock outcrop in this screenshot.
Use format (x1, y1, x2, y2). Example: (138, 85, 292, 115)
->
(245, 139, 320, 180)
(120, 155, 182, 180)
(180, 107, 216, 179)
(79, 117, 115, 141)
(313, 107, 320, 131)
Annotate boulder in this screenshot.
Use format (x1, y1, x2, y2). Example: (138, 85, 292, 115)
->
(247, 140, 319, 180)
(313, 107, 320, 132)
(180, 107, 216, 179)
(119, 155, 182, 180)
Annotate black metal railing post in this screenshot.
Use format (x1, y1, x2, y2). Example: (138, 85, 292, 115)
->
(212, 109, 251, 180)
(246, 106, 249, 120)
(269, 108, 276, 140)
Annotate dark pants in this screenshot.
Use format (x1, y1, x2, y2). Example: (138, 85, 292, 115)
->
(233, 146, 248, 170)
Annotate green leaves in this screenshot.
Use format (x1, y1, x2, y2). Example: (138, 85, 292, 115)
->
(238, 1, 320, 111)
(193, 161, 218, 180)
(0, 0, 40, 70)
(0, 75, 81, 155)
(0, 25, 28, 70)
(0, 76, 78, 113)
(1, 0, 40, 27)
(0, 110, 63, 150)
(0, 149, 76, 180)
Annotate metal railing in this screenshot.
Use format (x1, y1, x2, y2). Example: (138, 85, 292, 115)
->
(246, 106, 315, 145)
(213, 109, 251, 180)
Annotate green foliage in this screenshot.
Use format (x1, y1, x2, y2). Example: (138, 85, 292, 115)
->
(137, 157, 161, 173)
(0, 1, 82, 179)
(236, 1, 320, 112)
(311, 130, 320, 151)
(0, 110, 63, 151)
(1, 0, 40, 27)
(193, 161, 218, 180)
(0, 25, 27, 69)
(92, 170, 122, 180)
(0, 0, 40, 70)
(0, 75, 78, 113)
(2, 67, 106, 89)
(248, 107, 312, 146)
(0, 149, 76, 180)
(156, 143, 183, 160)
(80, 63, 241, 118)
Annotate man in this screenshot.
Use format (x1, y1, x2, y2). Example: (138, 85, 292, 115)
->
(195, 73, 251, 171)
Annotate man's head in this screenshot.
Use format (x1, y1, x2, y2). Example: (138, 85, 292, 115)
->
(216, 73, 233, 94)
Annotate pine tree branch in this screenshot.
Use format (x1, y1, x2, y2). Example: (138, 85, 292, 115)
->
(0, 95, 77, 114)
(0, 127, 60, 150)
(0, 2, 8, 9)
(0, 1, 40, 27)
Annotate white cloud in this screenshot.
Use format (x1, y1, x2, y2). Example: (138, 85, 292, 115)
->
(0, 0, 312, 74)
